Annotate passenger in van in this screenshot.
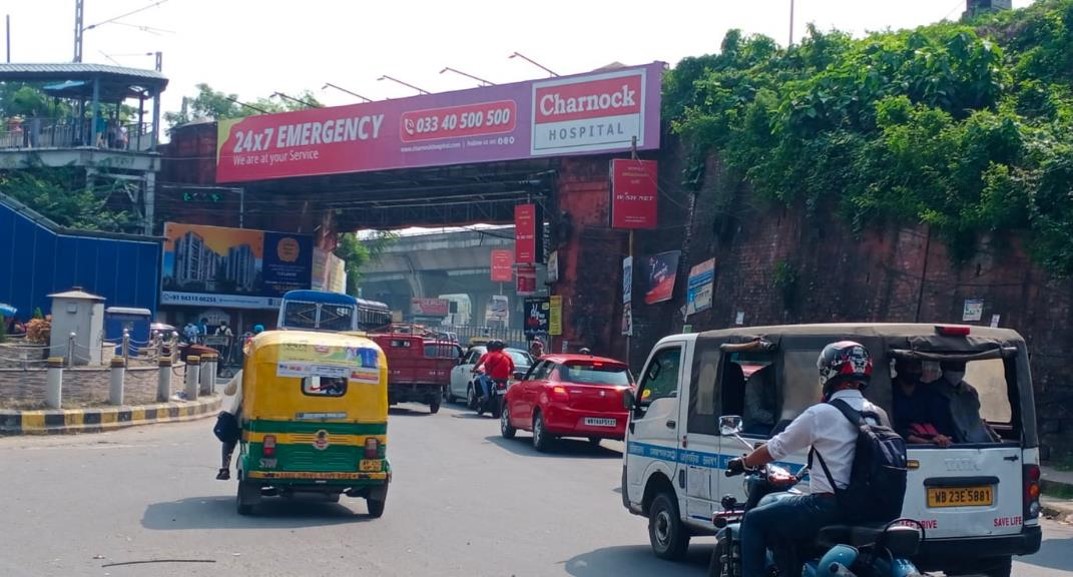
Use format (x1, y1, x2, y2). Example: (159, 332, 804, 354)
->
(935, 361, 1000, 444)
(891, 358, 955, 447)
(728, 341, 887, 577)
(744, 365, 777, 436)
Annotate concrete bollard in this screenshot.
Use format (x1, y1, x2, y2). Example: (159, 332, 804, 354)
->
(200, 353, 216, 395)
(46, 357, 64, 409)
(109, 356, 126, 405)
(184, 355, 200, 400)
(157, 357, 173, 402)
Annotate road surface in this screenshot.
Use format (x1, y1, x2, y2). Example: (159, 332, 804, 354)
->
(0, 402, 1069, 576)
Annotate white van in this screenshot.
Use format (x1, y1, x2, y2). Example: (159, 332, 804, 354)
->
(621, 323, 1042, 577)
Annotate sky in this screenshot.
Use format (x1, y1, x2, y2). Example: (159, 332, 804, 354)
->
(3, 0, 1038, 121)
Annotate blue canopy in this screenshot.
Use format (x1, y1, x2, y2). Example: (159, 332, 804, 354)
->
(0, 303, 16, 317)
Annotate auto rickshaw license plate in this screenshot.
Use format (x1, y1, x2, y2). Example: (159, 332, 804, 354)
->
(926, 486, 993, 508)
(359, 459, 381, 472)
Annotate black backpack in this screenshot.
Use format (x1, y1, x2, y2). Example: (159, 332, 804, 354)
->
(810, 399, 908, 523)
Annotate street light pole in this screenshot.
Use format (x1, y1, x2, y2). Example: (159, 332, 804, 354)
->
(322, 82, 372, 102)
(789, 0, 795, 46)
(377, 75, 431, 95)
(439, 67, 495, 86)
(508, 52, 558, 77)
(273, 91, 320, 108)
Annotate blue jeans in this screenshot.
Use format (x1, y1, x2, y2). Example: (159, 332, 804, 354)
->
(741, 493, 841, 577)
(478, 375, 492, 399)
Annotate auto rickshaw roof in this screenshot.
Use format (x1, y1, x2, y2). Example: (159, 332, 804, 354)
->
(248, 329, 381, 353)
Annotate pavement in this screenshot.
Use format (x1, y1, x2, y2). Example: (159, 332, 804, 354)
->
(0, 394, 221, 434)
(0, 403, 1069, 576)
(1040, 465, 1073, 522)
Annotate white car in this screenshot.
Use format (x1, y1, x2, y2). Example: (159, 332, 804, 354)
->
(446, 346, 534, 406)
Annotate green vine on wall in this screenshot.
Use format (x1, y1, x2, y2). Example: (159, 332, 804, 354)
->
(665, 0, 1073, 274)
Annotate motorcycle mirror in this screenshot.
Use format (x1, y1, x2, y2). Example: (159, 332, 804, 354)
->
(719, 415, 743, 436)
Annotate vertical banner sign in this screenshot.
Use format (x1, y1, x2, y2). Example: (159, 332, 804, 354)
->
(622, 256, 633, 336)
(516, 264, 538, 296)
(610, 159, 659, 229)
(490, 249, 514, 282)
(686, 258, 716, 316)
(546, 250, 559, 284)
(644, 250, 680, 305)
(515, 204, 538, 264)
(524, 297, 550, 337)
(549, 295, 562, 336)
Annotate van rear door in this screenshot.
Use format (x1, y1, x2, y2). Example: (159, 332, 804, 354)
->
(904, 444, 1024, 538)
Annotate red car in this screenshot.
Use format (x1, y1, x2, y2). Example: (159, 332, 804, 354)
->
(500, 353, 634, 451)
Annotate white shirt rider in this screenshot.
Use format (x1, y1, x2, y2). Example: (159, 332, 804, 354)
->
(765, 389, 888, 494)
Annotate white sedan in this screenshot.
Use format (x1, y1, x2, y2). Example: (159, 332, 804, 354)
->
(446, 346, 534, 406)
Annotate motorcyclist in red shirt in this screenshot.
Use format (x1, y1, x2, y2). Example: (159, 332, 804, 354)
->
(474, 340, 515, 401)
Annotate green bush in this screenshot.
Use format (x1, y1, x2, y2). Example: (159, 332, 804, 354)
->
(667, 0, 1073, 274)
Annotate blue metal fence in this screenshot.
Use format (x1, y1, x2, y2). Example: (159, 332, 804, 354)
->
(0, 193, 162, 321)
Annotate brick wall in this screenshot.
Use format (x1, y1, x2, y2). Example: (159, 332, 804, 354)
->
(627, 141, 1073, 458)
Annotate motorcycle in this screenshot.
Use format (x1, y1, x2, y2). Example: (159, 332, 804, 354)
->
(471, 369, 506, 418)
(709, 416, 925, 577)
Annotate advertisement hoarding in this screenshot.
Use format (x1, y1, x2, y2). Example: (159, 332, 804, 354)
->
(524, 297, 550, 337)
(490, 249, 514, 282)
(610, 159, 658, 229)
(549, 295, 562, 336)
(161, 222, 312, 309)
(312, 248, 348, 294)
(411, 298, 450, 317)
(516, 264, 537, 296)
(643, 250, 680, 305)
(546, 250, 559, 284)
(686, 258, 716, 316)
(485, 295, 509, 324)
(216, 63, 663, 183)
(514, 204, 542, 264)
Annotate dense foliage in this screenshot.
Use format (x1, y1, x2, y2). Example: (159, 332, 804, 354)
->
(164, 84, 323, 127)
(667, 0, 1073, 271)
(334, 231, 397, 296)
(0, 167, 135, 232)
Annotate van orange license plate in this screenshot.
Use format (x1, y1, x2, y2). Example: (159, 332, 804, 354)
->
(926, 486, 993, 508)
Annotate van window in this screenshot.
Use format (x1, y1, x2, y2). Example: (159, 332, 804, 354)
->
(720, 351, 778, 436)
(780, 350, 823, 423)
(965, 358, 1013, 424)
(639, 347, 681, 407)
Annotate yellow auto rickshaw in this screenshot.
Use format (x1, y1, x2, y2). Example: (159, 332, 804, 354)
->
(234, 330, 390, 516)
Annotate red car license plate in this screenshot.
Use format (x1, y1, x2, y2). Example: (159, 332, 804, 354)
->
(584, 417, 616, 427)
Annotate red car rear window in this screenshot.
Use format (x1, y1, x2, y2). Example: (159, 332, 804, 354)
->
(560, 362, 632, 386)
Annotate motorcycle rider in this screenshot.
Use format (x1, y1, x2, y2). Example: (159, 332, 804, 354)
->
(728, 341, 889, 577)
(474, 340, 515, 404)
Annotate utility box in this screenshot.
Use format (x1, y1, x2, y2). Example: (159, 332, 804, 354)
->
(105, 307, 152, 354)
(49, 287, 105, 366)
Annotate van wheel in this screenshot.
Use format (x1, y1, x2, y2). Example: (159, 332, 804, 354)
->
(648, 492, 689, 560)
(948, 556, 1012, 577)
(500, 403, 516, 439)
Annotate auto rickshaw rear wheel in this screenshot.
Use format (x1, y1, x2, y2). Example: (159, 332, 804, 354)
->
(366, 485, 388, 518)
(237, 480, 261, 516)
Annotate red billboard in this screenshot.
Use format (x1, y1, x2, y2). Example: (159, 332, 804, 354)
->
(411, 298, 449, 317)
(490, 249, 514, 282)
(515, 204, 538, 264)
(610, 158, 658, 229)
(516, 264, 537, 296)
(215, 63, 663, 183)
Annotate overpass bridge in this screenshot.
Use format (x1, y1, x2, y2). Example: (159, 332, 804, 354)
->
(358, 225, 546, 331)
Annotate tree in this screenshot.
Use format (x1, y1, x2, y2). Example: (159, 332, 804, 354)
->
(333, 231, 397, 296)
(0, 167, 134, 232)
(164, 83, 323, 127)
(666, 0, 1073, 273)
